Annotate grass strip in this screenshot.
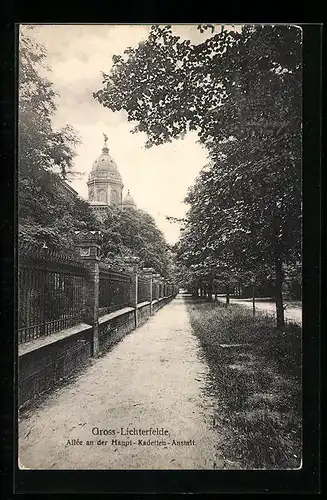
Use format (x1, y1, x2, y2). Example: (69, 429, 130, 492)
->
(186, 298, 302, 470)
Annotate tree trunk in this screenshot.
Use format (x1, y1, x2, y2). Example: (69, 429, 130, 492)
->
(214, 286, 218, 301)
(226, 285, 230, 307)
(275, 256, 285, 328)
(273, 203, 285, 328)
(208, 283, 213, 301)
(252, 282, 256, 317)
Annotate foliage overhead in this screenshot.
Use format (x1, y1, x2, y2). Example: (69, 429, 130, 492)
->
(94, 24, 302, 318)
(94, 24, 301, 152)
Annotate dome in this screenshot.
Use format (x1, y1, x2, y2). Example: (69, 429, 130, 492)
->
(89, 141, 123, 186)
(87, 135, 124, 211)
(92, 145, 119, 172)
(123, 190, 136, 207)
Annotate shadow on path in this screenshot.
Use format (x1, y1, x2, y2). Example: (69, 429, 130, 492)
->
(19, 293, 224, 470)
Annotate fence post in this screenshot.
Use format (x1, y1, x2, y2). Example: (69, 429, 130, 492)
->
(142, 267, 154, 315)
(152, 273, 160, 308)
(123, 256, 140, 328)
(74, 230, 102, 356)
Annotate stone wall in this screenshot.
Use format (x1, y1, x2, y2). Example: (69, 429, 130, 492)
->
(18, 298, 175, 410)
(19, 324, 93, 408)
(137, 301, 151, 326)
(18, 233, 178, 410)
(98, 307, 135, 352)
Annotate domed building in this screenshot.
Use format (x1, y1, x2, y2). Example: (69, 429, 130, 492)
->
(87, 134, 137, 221)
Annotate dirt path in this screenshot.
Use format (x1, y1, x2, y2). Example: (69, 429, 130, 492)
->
(19, 295, 223, 470)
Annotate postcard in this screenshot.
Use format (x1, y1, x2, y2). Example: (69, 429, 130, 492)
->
(18, 23, 303, 472)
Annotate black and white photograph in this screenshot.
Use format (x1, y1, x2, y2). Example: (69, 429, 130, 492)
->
(18, 23, 302, 471)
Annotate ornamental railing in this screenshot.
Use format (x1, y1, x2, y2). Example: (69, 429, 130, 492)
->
(137, 276, 150, 303)
(99, 264, 132, 315)
(18, 240, 178, 345)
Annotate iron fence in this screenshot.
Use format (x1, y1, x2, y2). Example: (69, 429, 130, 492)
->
(18, 241, 177, 345)
(18, 243, 87, 344)
(137, 276, 150, 303)
(152, 281, 159, 300)
(99, 266, 131, 314)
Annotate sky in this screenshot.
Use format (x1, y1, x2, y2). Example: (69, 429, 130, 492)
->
(26, 24, 237, 244)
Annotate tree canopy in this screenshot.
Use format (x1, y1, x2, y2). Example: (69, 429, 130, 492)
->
(94, 25, 301, 150)
(19, 26, 99, 249)
(100, 206, 172, 277)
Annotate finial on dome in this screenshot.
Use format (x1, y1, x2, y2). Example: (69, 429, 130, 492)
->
(102, 132, 109, 153)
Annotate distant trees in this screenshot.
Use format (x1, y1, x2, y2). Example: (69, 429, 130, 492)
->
(100, 206, 172, 277)
(94, 24, 302, 327)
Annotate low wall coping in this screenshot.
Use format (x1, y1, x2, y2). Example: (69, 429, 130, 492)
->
(136, 301, 151, 309)
(152, 299, 159, 304)
(98, 306, 135, 324)
(18, 322, 93, 357)
(158, 297, 164, 302)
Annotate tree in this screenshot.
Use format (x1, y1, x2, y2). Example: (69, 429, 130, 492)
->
(19, 26, 80, 179)
(176, 130, 301, 320)
(100, 206, 172, 277)
(94, 25, 300, 149)
(94, 24, 302, 327)
(19, 26, 98, 249)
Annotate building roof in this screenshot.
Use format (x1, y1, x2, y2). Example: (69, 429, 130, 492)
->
(56, 176, 79, 198)
(61, 181, 79, 197)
